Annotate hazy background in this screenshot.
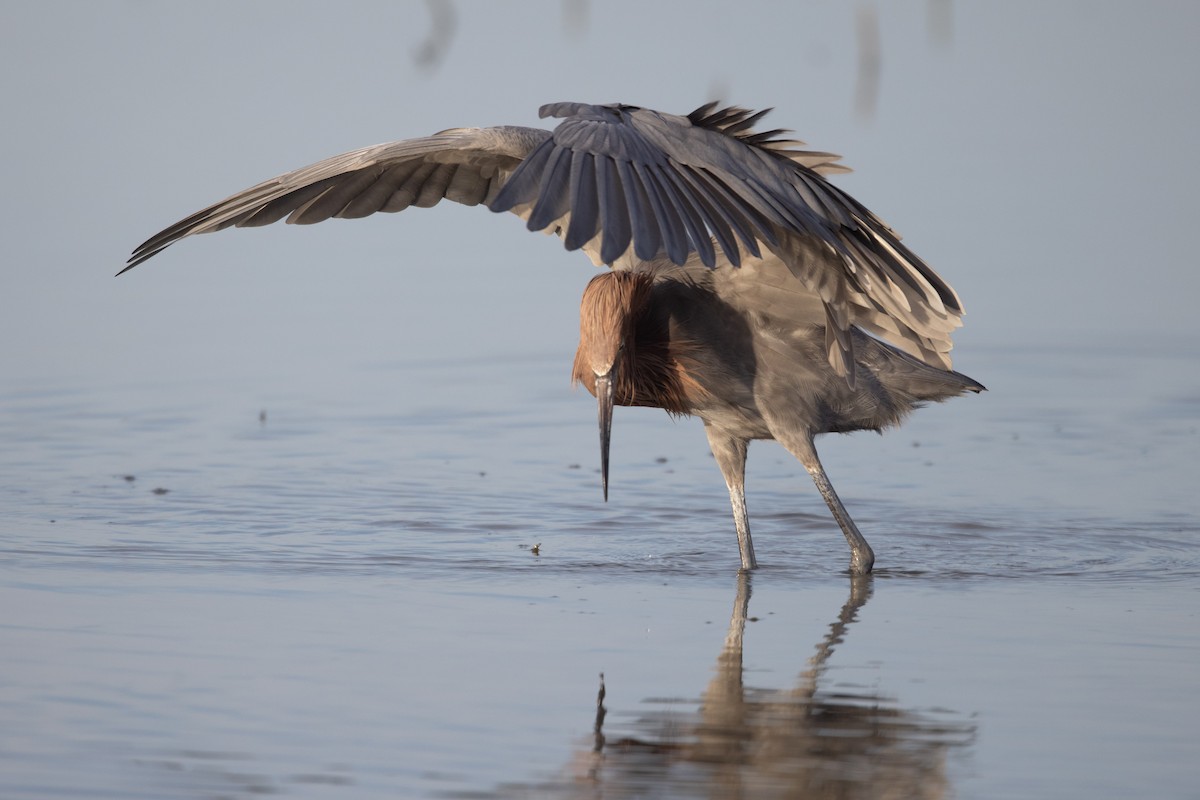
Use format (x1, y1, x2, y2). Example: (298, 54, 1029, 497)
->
(3, 1, 1198, 388)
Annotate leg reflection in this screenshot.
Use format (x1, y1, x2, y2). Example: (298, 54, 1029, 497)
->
(581, 573, 973, 799)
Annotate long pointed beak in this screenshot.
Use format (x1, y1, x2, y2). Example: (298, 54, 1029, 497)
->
(595, 372, 614, 502)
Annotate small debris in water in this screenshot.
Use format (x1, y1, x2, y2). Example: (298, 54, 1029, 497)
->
(151, 487, 170, 495)
(122, 475, 136, 482)
(259, 409, 267, 425)
(655, 456, 668, 464)
(567, 463, 581, 469)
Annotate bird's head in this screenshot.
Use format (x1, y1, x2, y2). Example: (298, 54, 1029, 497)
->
(571, 271, 654, 501)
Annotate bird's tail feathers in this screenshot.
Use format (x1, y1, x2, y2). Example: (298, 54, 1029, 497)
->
(858, 333, 985, 404)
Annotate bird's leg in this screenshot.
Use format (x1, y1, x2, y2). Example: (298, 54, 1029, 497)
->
(782, 434, 875, 575)
(704, 426, 757, 571)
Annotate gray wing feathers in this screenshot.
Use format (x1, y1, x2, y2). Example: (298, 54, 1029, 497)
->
(494, 102, 964, 373)
(123, 126, 547, 272)
(492, 104, 789, 269)
(125, 100, 965, 376)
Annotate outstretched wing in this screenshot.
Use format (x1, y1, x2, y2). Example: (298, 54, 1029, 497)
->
(123, 125, 550, 272)
(125, 101, 964, 375)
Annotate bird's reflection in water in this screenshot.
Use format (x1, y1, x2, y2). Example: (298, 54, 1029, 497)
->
(510, 574, 975, 799)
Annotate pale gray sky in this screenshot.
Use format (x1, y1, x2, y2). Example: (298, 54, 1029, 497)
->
(3, 1, 1198, 385)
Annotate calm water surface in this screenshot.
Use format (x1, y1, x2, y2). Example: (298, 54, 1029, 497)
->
(2, 342, 1198, 798)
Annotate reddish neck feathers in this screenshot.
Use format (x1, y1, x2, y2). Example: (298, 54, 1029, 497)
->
(571, 271, 698, 416)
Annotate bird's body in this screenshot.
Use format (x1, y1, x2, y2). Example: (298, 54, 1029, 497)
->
(126, 101, 983, 574)
(573, 263, 981, 572)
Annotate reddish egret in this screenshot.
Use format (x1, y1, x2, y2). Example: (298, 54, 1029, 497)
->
(125, 102, 983, 574)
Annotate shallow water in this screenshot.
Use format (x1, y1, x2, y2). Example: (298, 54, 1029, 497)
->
(2, 342, 1198, 798)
